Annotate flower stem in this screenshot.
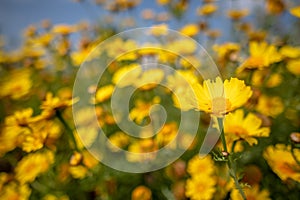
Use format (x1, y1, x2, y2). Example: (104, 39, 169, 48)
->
(217, 117, 227, 152)
(217, 117, 246, 200)
(56, 110, 79, 152)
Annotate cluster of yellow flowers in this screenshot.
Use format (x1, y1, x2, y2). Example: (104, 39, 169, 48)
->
(0, 0, 300, 199)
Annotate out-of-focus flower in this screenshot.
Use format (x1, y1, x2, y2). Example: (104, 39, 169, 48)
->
(237, 42, 282, 72)
(205, 29, 222, 40)
(166, 39, 197, 55)
(280, 45, 300, 59)
(256, 95, 284, 118)
(156, 0, 170, 6)
(265, 0, 285, 15)
(42, 194, 69, 200)
(15, 150, 54, 184)
(149, 24, 168, 36)
(186, 155, 216, 200)
(133, 68, 164, 90)
(179, 24, 199, 37)
(230, 184, 271, 200)
(131, 185, 152, 200)
(290, 6, 300, 18)
(113, 64, 142, 87)
(248, 30, 267, 42)
(213, 42, 240, 63)
(227, 9, 249, 21)
(286, 59, 300, 75)
(127, 139, 158, 162)
(263, 144, 300, 182)
(0, 182, 31, 200)
(129, 97, 161, 124)
(186, 176, 216, 200)
(223, 109, 270, 146)
(0, 68, 32, 100)
(40, 92, 77, 119)
(192, 77, 252, 117)
(252, 70, 282, 88)
(187, 156, 215, 176)
(106, 38, 138, 60)
(156, 122, 178, 148)
(95, 84, 114, 103)
(141, 9, 155, 20)
(52, 24, 75, 35)
(197, 3, 218, 16)
(108, 131, 130, 152)
(69, 165, 88, 179)
(155, 12, 170, 21)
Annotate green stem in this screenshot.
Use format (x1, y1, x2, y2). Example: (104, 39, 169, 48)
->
(217, 117, 228, 152)
(228, 162, 247, 200)
(217, 117, 246, 200)
(56, 110, 79, 152)
(291, 146, 300, 165)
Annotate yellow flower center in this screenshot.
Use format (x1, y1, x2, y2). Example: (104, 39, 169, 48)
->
(212, 97, 231, 115)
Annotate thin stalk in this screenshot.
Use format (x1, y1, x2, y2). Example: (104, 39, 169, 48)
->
(217, 117, 228, 152)
(56, 110, 79, 152)
(217, 117, 246, 200)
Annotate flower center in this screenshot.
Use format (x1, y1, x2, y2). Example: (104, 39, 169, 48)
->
(212, 97, 231, 115)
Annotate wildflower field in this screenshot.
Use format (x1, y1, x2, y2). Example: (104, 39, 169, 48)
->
(0, 0, 300, 199)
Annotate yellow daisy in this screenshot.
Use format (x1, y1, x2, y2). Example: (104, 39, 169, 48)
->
(237, 42, 282, 72)
(230, 184, 271, 200)
(223, 109, 270, 146)
(289, 6, 300, 18)
(193, 77, 252, 117)
(263, 144, 300, 182)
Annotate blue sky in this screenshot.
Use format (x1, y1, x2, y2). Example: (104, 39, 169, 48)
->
(0, 0, 297, 49)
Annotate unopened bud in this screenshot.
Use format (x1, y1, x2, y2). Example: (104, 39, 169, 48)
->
(290, 132, 300, 144)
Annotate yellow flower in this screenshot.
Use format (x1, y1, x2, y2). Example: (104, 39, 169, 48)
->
(156, 0, 170, 6)
(0, 182, 31, 200)
(179, 24, 199, 37)
(290, 6, 300, 18)
(230, 184, 271, 200)
(193, 77, 252, 117)
(280, 45, 300, 59)
(213, 42, 240, 61)
(52, 24, 75, 35)
(108, 131, 130, 152)
(263, 144, 300, 182)
(112, 63, 142, 88)
(69, 165, 88, 179)
(40, 92, 77, 118)
(265, 0, 285, 15)
(227, 9, 249, 20)
(15, 150, 54, 184)
(106, 37, 137, 59)
(95, 84, 114, 103)
(287, 58, 300, 75)
(134, 68, 164, 90)
(187, 155, 215, 177)
(155, 122, 178, 148)
(43, 194, 69, 200)
(223, 109, 270, 146)
(129, 97, 161, 124)
(197, 3, 218, 16)
(251, 70, 282, 88)
(131, 186, 152, 200)
(127, 139, 158, 162)
(166, 39, 197, 55)
(238, 42, 282, 72)
(149, 24, 168, 36)
(185, 175, 217, 200)
(256, 95, 284, 118)
(0, 68, 32, 100)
